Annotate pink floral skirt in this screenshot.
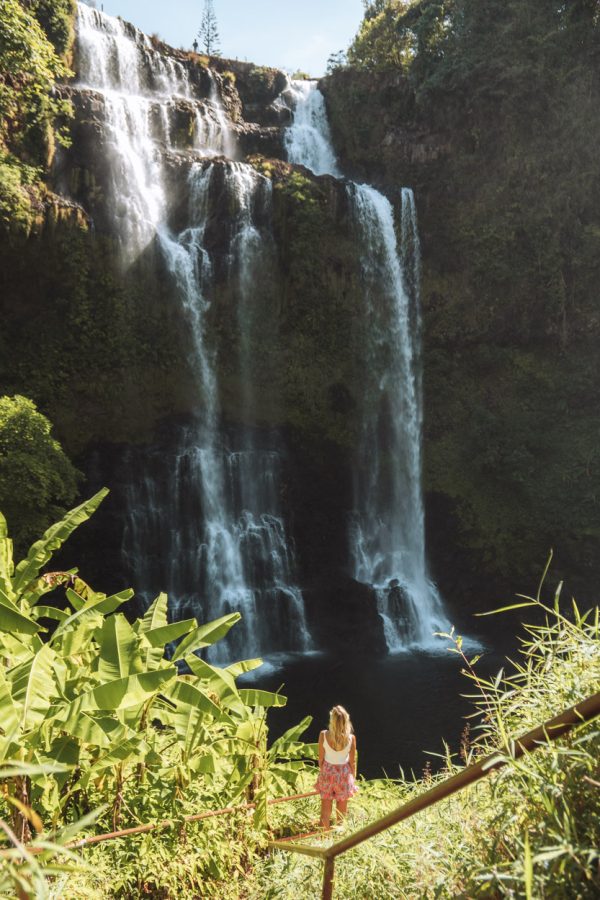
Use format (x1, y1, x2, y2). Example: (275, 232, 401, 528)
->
(315, 762, 358, 801)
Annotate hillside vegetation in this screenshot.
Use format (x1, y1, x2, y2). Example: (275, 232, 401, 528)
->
(323, 0, 600, 604)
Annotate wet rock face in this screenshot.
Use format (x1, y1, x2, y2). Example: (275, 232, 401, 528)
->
(321, 63, 600, 610)
(304, 574, 387, 657)
(212, 59, 290, 126)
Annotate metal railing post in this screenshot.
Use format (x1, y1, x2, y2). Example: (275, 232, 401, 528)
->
(322, 856, 335, 900)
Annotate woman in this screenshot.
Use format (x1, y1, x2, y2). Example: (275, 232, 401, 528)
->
(316, 705, 358, 829)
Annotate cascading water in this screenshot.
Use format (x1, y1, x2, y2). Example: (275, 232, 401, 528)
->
(75, 3, 311, 660)
(285, 80, 450, 649)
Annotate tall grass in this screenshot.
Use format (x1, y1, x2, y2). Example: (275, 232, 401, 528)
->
(246, 588, 599, 898)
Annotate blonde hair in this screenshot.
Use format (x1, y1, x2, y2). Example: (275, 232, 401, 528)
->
(328, 705, 353, 750)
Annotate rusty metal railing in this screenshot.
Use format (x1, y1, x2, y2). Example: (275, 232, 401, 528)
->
(268, 691, 600, 900)
(0, 790, 318, 857)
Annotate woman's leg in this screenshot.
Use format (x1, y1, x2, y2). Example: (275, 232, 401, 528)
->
(320, 798, 333, 829)
(335, 798, 348, 823)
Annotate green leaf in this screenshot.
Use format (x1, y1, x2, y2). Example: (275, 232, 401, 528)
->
(171, 612, 241, 661)
(475, 601, 538, 617)
(0, 761, 73, 779)
(226, 658, 263, 677)
(145, 618, 197, 648)
(0, 667, 20, 746)
(268, 715, 312, 758)
(0, 588, 41, 634)
(12, 489, 109, 595)
(157, 679, 229, 751)
(239, 688, 287, 709)
(0, 512, 14, 600)
(10, 643, 57, 733)
(139, 592, 169, 633)
(96, 614, 143, 681)
(185, 655, 245, 714)
(31, 606, 70, 623)
(51, 589, 132, 642)
(59, 668, 176, 721)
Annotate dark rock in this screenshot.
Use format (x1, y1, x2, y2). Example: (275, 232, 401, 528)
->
(303, 572, 387, 657)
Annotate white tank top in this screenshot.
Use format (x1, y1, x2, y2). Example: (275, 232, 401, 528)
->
(323, 732, 352, 764)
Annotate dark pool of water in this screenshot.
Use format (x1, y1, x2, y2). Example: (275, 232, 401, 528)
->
(240, 634, 516, 779)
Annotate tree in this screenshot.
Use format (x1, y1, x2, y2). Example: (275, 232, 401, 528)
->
(198, 0, 221, 56)
(0, 395, 80, 553)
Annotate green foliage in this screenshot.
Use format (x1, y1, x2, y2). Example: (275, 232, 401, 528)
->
(0, 396, 80, 556)
(0, 496, 314, 894)
(28, 0, 77, 58)
(0, 762, 103, 900)
(0, 0, 71, 157)
(348, 0, 416, 70)
(0, 0, 74, 233)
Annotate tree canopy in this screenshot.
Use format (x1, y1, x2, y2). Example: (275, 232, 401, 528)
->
(0, 395, 80, 553)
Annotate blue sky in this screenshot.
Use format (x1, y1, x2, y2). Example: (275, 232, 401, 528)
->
(97, 1, 365, 76)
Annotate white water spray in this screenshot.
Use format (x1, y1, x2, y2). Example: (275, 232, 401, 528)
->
(76, 4, 311, 659)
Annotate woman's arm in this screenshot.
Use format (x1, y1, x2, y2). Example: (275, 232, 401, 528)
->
(318, 730, 325, 771)
(349, 734, 357, 777)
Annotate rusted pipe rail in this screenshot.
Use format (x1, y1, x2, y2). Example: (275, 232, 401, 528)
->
(0, 790, 318, 857)
(268, 690, 600, 900)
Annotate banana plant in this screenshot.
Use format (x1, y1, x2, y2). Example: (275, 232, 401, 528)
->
(1, 492, 316, 849)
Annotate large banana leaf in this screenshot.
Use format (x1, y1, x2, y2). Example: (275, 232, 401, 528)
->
(226, 658, 263, 678)
(171, 612, 241, 661)
(0, 668, 20, 750)
(60, 712, 125, 749)
(267, 716, 313, 759)
(95, 614, 143, 681)
(58, 667, 176, 723)
(239, 688, 287, 709)
(56, 617, 104, 665)
(185, 655, 245, 715)
(138, 592, 168, 633)
(0, 631, 39, 667)
(156, 679, 228, 752)
(51, 589, 132, 643)
(0, 588, 41, 635)
(0, 512, 14, 600)
(31, 606, 70, 623)
(10, 643, 57, 733)
(144, 618, 197, 649)
(12, 489, 109, 595)
(139, 616, 197, 672)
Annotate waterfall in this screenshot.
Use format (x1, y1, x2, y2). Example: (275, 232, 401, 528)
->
(75, 4, 311, 659)
(284, 80, 340, 177)
(285, 80, 450, 649)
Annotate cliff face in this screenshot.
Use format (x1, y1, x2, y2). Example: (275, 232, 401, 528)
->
(0, 24, 391, 652)
(321, 65, 600, 605)
(4, 5, 599, 632)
